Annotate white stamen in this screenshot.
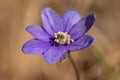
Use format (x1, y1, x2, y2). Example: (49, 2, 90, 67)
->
(54, 32, 74, 45)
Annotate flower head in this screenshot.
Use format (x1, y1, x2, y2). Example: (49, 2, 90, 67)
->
(22, 7, 96, 64)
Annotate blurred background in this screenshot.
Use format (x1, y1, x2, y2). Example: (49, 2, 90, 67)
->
(0, 0, 120, 80)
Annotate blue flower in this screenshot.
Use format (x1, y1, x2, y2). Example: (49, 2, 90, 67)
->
(22, 7, 96, 64)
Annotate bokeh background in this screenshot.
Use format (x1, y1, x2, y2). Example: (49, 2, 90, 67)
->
(0, 0, 120, 80)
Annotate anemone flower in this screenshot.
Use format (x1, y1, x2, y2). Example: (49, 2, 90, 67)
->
(22, 7, 96, 64)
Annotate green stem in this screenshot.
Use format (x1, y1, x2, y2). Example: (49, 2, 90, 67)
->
(68, 53, 79, 80)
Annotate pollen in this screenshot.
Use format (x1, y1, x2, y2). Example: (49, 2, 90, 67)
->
(54, 32, 74, 45)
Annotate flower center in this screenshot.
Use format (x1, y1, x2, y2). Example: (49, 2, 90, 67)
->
(54, 32, 74, 45)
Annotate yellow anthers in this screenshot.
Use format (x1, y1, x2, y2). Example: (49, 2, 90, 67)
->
(54, 32, 74, 45)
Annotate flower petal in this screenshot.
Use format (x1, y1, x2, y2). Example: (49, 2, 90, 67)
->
(22, 39, 51, 54)
(44, 46, 68, 64)
(26, 25, 50, 41)
(41, 7, 64, 36)
(69, 14, 96, 40)
(61, 10, 81, 32)
(68, 35, 94, 51)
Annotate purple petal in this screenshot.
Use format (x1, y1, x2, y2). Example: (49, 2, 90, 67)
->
(26, 25, 50, 41)
(84, 14, 96, 31)
(41, 7, 64, 36)
(61, 10, 81, 32)
(44, 46, 68, 64)
(22, 39, 51, 54)
(69, 14, 96, 40)
(68, 35, 94, 51)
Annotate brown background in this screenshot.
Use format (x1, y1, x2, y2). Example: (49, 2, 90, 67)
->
(0, 0, 120, 80)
